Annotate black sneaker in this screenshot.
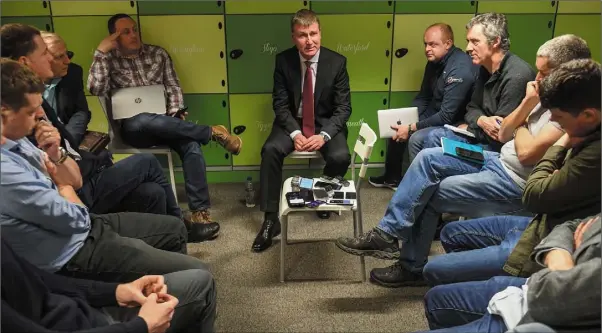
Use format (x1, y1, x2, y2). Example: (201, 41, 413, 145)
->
(368, 175, 399, 190)
(370, 262, 427, 288)
(335, 228, 400, 260)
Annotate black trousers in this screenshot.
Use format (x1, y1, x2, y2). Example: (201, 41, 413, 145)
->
(259, 125, 351, 213)
(57, 212, 208, 283)
(382, 138, 411, 181)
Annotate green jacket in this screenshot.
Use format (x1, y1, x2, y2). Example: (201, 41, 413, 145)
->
(503, 130, 601, 277)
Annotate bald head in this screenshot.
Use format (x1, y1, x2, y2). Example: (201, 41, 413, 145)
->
(424, 23, 454, 62)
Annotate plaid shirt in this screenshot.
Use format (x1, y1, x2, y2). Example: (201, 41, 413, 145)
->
(87, 44, 183, 113)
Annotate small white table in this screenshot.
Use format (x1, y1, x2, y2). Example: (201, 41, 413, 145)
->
(278, 177, 366, 282)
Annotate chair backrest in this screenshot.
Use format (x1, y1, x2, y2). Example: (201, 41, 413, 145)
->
(351, 123, 377, 182)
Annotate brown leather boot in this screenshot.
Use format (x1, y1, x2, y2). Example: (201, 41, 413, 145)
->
(211, 125, 242, 155)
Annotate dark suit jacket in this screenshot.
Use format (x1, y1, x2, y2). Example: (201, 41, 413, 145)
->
(519, 214, 601, 332)
(55, 63, 92, 146)
(272, 46, 351, 138)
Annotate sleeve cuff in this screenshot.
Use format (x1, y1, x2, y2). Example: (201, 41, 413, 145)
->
(93, 49, 108, 58)
(533, 247, 571, 267)
(320, 131, 331, 141)
(290, 130, 301, 140)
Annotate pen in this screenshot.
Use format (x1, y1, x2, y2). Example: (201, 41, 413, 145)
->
(496, 119, 502, 125)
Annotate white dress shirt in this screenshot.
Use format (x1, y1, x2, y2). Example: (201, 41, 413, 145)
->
(289, 49, 330, 141)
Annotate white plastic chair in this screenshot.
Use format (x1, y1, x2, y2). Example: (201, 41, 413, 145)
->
(278, 123, 378, 282)
(97, 96, 178, 202)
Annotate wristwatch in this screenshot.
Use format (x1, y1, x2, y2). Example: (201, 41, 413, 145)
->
(52, 147, 68, 165)
(408, 124, 416, 137)
(320, 132, 330, 143)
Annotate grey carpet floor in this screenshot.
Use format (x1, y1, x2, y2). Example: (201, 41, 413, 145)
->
(181, 182, 444, 332)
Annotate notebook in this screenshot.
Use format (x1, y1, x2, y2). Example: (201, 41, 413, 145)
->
(376, 107, 419, 138)
(441, 137, 485, 164)
(110, 84, 167, 120)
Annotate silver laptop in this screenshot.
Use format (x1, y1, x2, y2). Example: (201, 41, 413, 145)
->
(110, 84, 167, 120)
(377, 107, 419, 138)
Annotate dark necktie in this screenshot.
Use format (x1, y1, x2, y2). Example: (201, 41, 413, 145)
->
(302, 61, 315, 137)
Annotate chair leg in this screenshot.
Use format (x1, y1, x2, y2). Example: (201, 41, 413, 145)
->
(353, 211, 366, 282)
(280, 214, 288, 283)
(167, 152, 178, 204)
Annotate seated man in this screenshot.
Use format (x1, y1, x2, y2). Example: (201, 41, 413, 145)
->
(252, 9, 352, 252)
(0, 58, 209, 283)
(418, 214, 601, 333)
(334, 35, 588, 288)
(88, 13, 241, 232)
(0, 23, 217, 242)
(370, 23, 477, 189)
(410, 12, 535, 160)
(422, 35, 599, 286)
(1, 237, 216, 333)
(41, 31, 90, 146)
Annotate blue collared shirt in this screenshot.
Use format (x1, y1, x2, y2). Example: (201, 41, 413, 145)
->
(0, 137, 90, 272)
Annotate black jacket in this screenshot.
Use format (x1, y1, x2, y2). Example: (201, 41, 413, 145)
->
(55, 63, 92, 146)
(1, 238, 147, 333)
(465, 52, 535, 151)
(272, 46, 352, 138)
(413, 46, 478, 130)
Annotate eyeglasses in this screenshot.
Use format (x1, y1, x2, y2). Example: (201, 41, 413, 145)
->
(49, 50, 74, 61)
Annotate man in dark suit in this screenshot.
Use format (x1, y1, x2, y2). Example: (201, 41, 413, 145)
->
(42, 31, 91, 146)
(252, 9, 352, 252)
(1, 23, 217, 242)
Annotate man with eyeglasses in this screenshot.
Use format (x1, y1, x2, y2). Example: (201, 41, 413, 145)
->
(41, 31, 89, 146)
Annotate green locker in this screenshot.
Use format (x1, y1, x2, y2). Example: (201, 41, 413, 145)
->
(85, 95, 108, 133)
(320, 14, 393, 92)
(53, 16, 111, 95)
(389, 91, 419, 109)
(226, 15, 295, 94)
(50, 0, 137, 16)
(170, 94, 232, 167)
(395, 1, 476, 14)
(138, 1, 224, 15)
(229, 94, 306, 167)
(554, 15, 601, 62)
(225, 1, 307, 14)
(505, 14, 554, 67)
(557, 1, 600, 13)
(310, 1, 394, 14)
(1, 1, 50, 16)
(477, 1, 557, 13)
(139, 15, 227, 94)
(346, 92, 390, 163)
(391, 14, 474, 92)
(52, 0, 138, 16)
(0, 16, 52, 31)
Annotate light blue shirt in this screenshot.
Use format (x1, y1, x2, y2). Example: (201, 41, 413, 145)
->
(0, 137, 90, 272)
(43, 78, 62, 120)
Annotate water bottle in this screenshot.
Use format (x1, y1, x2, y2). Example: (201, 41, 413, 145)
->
(245, 176, 255, 208)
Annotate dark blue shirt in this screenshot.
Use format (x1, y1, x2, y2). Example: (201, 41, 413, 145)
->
(412, 46, 479, 130)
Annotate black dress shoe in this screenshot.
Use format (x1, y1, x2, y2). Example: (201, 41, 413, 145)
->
(188, 222, 220, 242)
(370, 262, 427, 288)
(335, 228, 400, 260)
(183, 217, 220, 243)
(252, 219, 281, 252)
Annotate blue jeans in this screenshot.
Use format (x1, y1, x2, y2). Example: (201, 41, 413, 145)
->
(79, 153, 181, 217)
(409, 127, 496, 162)
(121, 113, 213, 211)
(423, 215, 532, 286)
(376, 147, 525, 274)
(418, 276, 527, 333)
